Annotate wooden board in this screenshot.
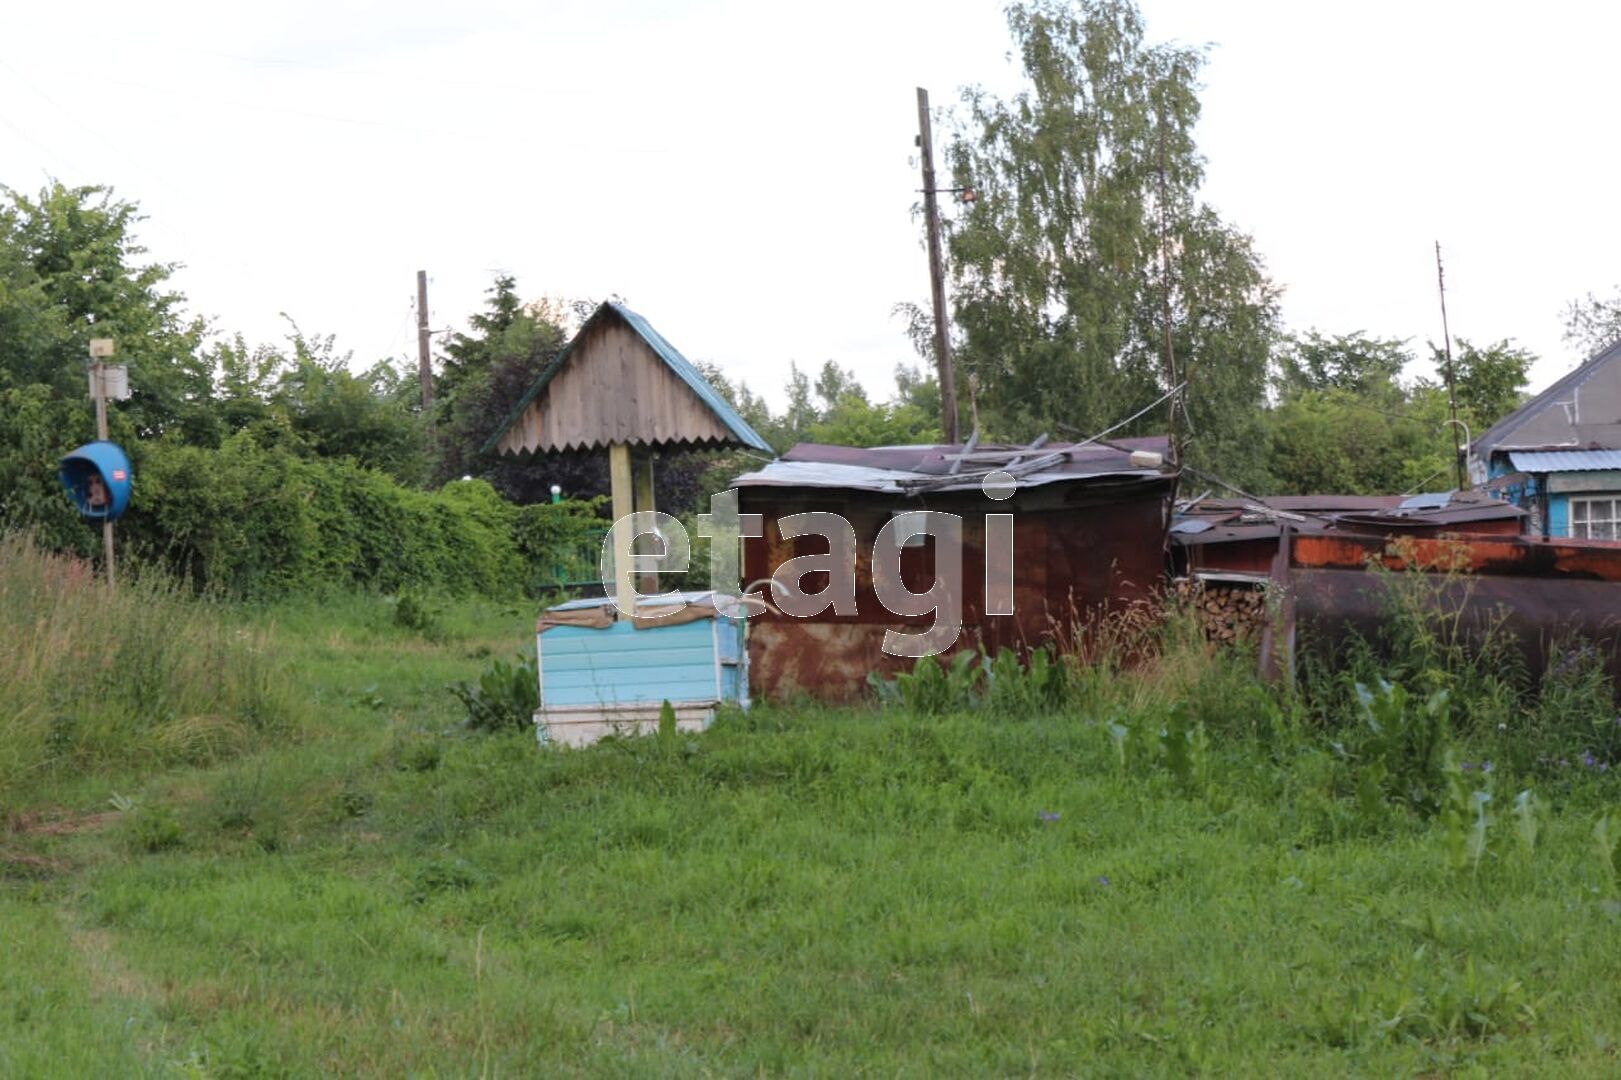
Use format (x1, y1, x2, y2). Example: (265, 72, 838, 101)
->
(496, 319, 735, 454)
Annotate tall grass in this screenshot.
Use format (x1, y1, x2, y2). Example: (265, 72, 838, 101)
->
(0, 533, 298, 803)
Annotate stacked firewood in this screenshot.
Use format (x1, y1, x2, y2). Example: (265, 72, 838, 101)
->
(1173, 579, 1268, 643)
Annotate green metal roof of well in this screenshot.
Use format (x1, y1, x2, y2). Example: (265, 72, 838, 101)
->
(482, 301, 773, 456)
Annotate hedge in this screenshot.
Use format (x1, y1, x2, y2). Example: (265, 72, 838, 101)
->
(117, 433, 605, 599)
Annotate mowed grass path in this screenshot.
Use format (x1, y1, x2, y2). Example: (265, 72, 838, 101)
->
(5, 598, 1621, 1075)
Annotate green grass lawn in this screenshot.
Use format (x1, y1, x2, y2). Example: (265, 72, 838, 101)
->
(5, 595, 1621, 1075)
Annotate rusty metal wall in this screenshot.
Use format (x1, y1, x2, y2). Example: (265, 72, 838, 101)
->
(1286, 533, 1621, 683)
(1178, 516, 1524, 578)
(739, 482, 1172, 702)
(1291, 533, 1621, 581)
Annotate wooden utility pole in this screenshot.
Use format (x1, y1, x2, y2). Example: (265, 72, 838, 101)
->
(88, 337, 116, 592)
(1434, 242, 1466, 490)
(1156, 113, 1180, 469)
(416, 270, 434, 420)
(916, 87, 961, 444)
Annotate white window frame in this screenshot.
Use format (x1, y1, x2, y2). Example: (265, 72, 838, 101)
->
(1570, 496, 1621, 541)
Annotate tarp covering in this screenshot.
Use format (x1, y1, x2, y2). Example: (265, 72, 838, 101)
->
(536, 590, 748, 633)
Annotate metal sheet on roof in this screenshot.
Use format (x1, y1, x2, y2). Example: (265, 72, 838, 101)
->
(1508, 450, 1621, 473)
(780, 437, 1168, 478)
(729, 460, 925, 492)
(730, 458, 1157, 493)
(1399, 492, 1454, 511)
(1171, 518, 1215, 534)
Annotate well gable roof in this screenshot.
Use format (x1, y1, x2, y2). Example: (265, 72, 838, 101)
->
(483, 301, 772, 456)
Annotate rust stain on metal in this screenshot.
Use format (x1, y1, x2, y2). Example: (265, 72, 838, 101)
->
(1292, 533, 1621, 582)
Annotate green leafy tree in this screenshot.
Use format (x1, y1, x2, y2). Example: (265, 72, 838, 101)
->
(1266, 387, 1450, 496)
(433, 279, 570, 491)
(806, 395, 940, 448)
(771, 363, 821, 449)
(892, 363, 942, 426)
(438, 274, 533, 402)
(0, 384, 94, 550)
(1263, 332, 1506, 495)
(945, 0, 1278, 486)
(0, 183, 210, 439)
(1277, 331, 1409, 398)
(1433, 338, 1532, 430)
(0, 183, 214, 545)
(1563, 286, 1621, 358)
(271, 323, 428, 482)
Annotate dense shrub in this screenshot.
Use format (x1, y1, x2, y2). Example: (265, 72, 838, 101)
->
(0, 384, 96, 555)
(118, 434, 604, 599)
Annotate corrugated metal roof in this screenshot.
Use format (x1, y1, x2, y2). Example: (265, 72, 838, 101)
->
(1508, 450, 1621, 472)
(483, 301, 773, 455)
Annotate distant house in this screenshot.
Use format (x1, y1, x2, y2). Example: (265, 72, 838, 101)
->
(1471, 340, 1621, 540)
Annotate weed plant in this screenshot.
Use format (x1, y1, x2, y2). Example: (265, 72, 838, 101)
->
(449, 654, 539, 733)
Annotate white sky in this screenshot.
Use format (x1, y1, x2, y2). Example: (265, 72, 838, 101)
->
(3, 0, 1616, 408)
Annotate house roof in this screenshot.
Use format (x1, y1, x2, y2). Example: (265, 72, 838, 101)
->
(1508, 449, 1621, 472)
(483, 301, 773, 456)
(731, 436, 1170, 494)
(1473, 339, 1621, 454)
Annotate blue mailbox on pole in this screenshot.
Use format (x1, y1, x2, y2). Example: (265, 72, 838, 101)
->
(58, 441, 133, 521)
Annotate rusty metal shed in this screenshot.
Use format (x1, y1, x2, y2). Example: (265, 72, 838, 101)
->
(732, 437, 1176, 702)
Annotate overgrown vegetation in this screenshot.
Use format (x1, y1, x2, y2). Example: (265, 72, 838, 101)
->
(2, 537, 1621, 1072)
(3, 575, 1621, 1073)
(0, 535, 298, 806)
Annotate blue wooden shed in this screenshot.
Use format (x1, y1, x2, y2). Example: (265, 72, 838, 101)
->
(534, 591, 749, 746)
